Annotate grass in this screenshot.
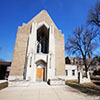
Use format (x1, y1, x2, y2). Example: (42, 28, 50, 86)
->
(65, 80, 100, 96)
(90, 75, 100, 81)
(0, 82, 8, 90)
(90, 75, 100, 86)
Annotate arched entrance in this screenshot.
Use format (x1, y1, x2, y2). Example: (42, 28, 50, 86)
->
(36, 60, 47, 81)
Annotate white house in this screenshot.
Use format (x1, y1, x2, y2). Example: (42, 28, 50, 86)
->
(65, 64, 78, 80)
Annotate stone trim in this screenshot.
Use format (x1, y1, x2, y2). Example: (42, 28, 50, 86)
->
(37, 21, 49, 29)
(8, 76, 23, 81)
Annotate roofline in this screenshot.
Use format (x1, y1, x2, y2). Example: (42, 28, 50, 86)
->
(0, 61, 11, 66)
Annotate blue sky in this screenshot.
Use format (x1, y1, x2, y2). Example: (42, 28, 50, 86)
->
(0, 0, 98, 61)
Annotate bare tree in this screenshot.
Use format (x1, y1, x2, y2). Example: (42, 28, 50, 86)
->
(66, 26, 98, 77)
(87, 1, 100, 27)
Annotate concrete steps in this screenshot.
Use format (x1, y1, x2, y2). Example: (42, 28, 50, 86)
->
(8, 80, 30, 87)
(8, 78, 65, 87)
(48, 78, 65, 85)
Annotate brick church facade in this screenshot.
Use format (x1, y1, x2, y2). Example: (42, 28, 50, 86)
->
(9, 10, 65, 82)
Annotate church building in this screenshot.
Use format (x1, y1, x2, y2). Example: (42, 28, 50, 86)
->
(8, 10, 65, 82)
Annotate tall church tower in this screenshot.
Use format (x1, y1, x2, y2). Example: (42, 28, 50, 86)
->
(9, 10, 65, 82)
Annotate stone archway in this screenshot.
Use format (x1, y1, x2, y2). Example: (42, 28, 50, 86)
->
(35, 60, 47, 81)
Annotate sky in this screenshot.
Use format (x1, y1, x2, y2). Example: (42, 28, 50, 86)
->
(0, 0, 99, 61)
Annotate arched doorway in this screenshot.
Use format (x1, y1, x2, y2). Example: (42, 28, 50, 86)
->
(36, 60, 47, 81)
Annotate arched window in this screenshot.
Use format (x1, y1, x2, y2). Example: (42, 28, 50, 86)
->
(37, 25, 49, 54)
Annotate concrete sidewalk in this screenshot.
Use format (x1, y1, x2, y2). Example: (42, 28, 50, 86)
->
(0, 82, 99, 100)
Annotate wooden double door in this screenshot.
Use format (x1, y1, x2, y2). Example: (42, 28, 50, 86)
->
(36, 68, 45, 81)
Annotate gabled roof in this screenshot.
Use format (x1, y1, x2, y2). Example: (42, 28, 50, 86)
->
(27, 10, 58, 30)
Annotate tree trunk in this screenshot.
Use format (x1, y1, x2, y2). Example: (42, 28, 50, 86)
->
(83, 57, 88, 78)
(85, 64, 88, 78)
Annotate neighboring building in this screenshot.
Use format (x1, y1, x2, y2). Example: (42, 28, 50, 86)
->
(65, 64, 78, 80)
(65, 56, 83, 65)
(65, 56, 100, 76)
(9, 10, 65, 82)
(0, 61, 11, 80)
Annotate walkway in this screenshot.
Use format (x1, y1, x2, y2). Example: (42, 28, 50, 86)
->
(0, 82, 99, 100)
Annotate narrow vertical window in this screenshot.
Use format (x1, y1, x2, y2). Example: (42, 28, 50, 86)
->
(49, 54, 52, 69)
(72, 70, 75, 76)
(55, 69, 56, 75)
(66, 70, 68, 76)
(30, 57, 32, 67)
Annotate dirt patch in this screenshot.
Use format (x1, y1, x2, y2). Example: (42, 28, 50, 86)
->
(0, 82, 8, 90)
(66, 80, 100, 96)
